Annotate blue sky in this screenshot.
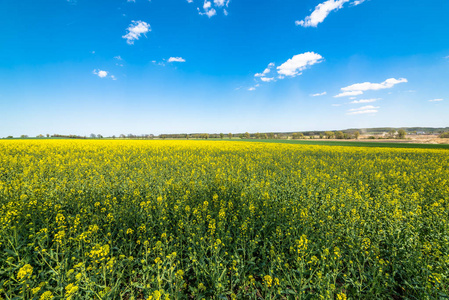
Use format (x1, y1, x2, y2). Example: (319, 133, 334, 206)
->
(1, 0, 448, 136)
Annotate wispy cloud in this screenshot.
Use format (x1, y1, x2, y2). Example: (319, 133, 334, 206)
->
(350, 98, 380, 104)
(296, 0, 349, 27)
(114, 56, 122, 60)
(347, 105, 379, 115)
(168, 57, 186, 63)
(334, 91, 363, 98)
(122, 21, 151, 45)
(277, 52, 323, 77)
(255, 62, 275, 77)
(311, 92, 327, 97)
(335, 78, 407, 97)
(429, 98, 443, 102)
(352, 0, 366, 6)
(248, 84, 260, 91)
(197, 0, 230, 17)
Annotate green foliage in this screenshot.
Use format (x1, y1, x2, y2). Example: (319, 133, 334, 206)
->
(397, 129, 407, 139)
(439, 132, 449, 138)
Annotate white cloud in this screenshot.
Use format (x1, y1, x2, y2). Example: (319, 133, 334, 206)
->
(445, 55, 449, 59)
(311, 92, 327, 97)
(114, 56, 122, 60)
(342, 78, 408, 92)
(334, 91, 363, 98)
(277, 52, 323, 77)
(429, 98, 443, 102)
(332, 104, 342, 106)
(198, 0, 229, 17)
(248, 84, 260, 91)
(93, 69, 108, 78)
(260, 77, 275, 82)
(168, 57, 186, 63)
(206, 8, 217, 17)
(348, 109, 378, 115)
(296, 0, 349, 28)
(127, 0, 135, 2)
(348, 105, 379, 111)
(349, 97, 357, 100)
(122, 21, 151, 45)
(187, 0, 193, 2)
(352, 0, 366, 5)
(255, 62, 275, 77)
(214, 0, 225, 6)
(335, 78, 407, 97)
(347, 105, 379, 115)
(111, 75, 117, 80)
(204, 1, 211, 9)
(350, 98, 380, 104)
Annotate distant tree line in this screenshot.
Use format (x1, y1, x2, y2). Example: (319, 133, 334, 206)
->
(440, 132, 449, 138)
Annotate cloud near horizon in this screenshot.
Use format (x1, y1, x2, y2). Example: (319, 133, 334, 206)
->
(347, 105, 379, 115)
(335, 78, 407, 97)
(350, 98, 380, 104)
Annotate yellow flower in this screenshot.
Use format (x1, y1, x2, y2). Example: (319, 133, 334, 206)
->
(39, 291, 54, 300)
(17, 264, 33, 281)
(264, 275, 273, 287)
(32, 286, 41, 295)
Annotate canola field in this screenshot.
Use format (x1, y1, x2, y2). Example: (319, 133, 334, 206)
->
(0, 140, 448, 299)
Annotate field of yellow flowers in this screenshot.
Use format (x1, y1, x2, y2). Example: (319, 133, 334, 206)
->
(0, 140, 448, 299)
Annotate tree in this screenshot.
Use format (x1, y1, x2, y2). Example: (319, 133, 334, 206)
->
(439, 132, 449, 138)
(220, 133, 224, 139)
(354, 131, 360, 140)
(112, 135, 116, 139)
(90, 134, 96, 139)
(46, 134, 50, 137)
(335, 131, 344, 139)
(324, 131, 334, 139)
(228, 133, 232, 139)
(7, 136, 13, 139)
(397, 129, 407, 139)
(388, 130, 396, 138)
(255, 132, 261, 139)
(292, 132, 304, 139)
(263, 133, 268, 139)
(319, 133, 324, 139)
(245, 132, 250, 139)
(20, 135, 28, 138)
(119, 134, 126, 139)
(268, 133, 275, 139)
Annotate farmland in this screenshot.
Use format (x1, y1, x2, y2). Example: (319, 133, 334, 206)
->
(0, 140, 448, 299)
